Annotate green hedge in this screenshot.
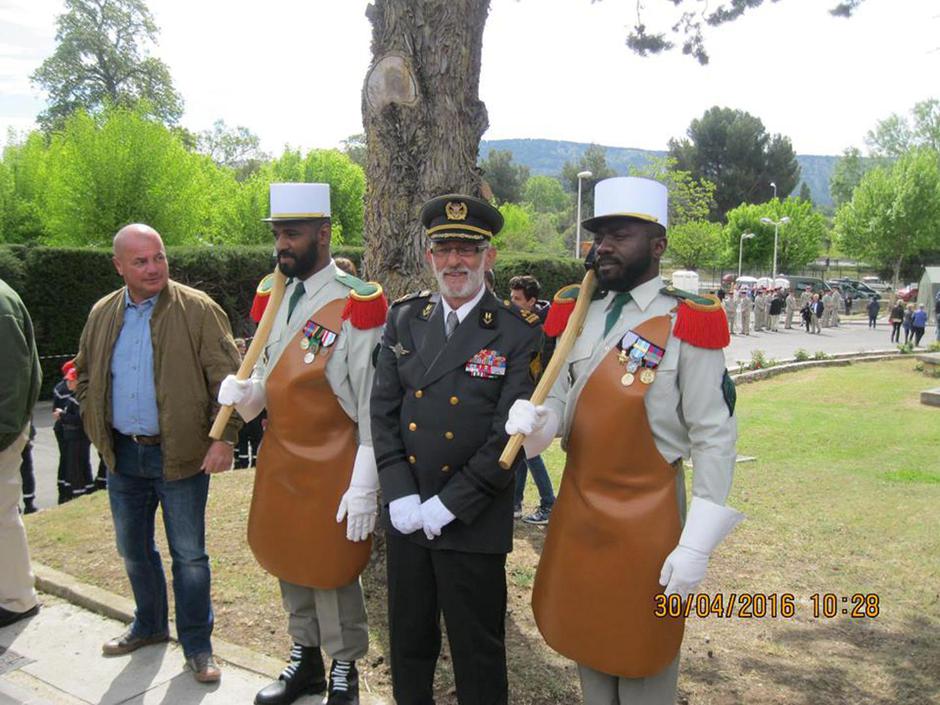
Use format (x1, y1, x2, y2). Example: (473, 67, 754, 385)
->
(0, 244, 581, 398)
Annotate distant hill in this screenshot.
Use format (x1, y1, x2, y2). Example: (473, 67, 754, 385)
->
(479, 138, 838, 209)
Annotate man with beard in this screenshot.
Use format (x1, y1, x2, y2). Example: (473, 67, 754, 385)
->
(219, 183, 386, 705)
(370, 194, 541, 705)
(505, 177, 743, 705)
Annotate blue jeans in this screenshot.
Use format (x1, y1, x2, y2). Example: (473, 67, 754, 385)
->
(514, 454, 556, 512)
(108, 434, 213, 657)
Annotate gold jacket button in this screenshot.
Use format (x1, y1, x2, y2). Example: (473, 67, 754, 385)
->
(444, 431, 454, 440)
(449, 396, 459, 405)
(441, 465, 451, 472)
(408, 422, 417, 431)
(408, 455, 417, 464)
(415, 390, 424, 399)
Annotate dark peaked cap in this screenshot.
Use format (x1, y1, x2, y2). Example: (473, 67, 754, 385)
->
(420, 194, 503, 242)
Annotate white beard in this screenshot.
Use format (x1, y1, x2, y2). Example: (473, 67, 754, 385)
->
(432, 258, 486, 300)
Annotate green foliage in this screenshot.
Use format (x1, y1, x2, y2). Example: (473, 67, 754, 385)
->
(835, 149, 940, 283)
(664, 220, 724, 269)
(31, 0, 183, 131)
(829, 147, 873, 207)
(866, 98, 940, 158)
(669, 106, 800, 221)
(725, 198, 828, 273)
(480, 150, 529, 204)
(813, 350, 831, 360)
(628, 156, 715, 226)
(341, 134, 367, 170)
(493, 203, 566, 256)
(37, 108, 231, 247)
(490, 253, 584, 300)
(523, 175, 568, 213)
(793, 349, 810, 362)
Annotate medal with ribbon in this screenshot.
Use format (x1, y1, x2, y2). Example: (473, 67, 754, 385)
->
(616, 331, 664, 386)
(299, 319, 338, 364)
(465, 348, 507, 378)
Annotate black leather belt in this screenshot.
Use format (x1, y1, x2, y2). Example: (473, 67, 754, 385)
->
(115, 430, 162, 446)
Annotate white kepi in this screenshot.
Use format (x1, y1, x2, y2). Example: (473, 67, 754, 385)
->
(263, 182, 331, 222)
(582, 176, 669, 232)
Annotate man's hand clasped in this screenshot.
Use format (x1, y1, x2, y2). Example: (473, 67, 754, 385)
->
(388, 494, 455, 540)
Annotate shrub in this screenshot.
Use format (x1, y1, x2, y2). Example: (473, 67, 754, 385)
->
(793, 349, 810, 362)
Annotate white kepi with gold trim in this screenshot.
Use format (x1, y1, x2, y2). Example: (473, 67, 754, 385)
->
(582, 176, 668, 232)
(263, 182, 331, 222)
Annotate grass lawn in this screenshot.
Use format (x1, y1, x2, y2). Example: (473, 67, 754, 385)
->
(25, 360, 940, 704)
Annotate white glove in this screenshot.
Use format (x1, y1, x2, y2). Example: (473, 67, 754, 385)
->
(389, 494, 423, 535)
(336, 445, 380, 542)
(420, 495, 456, 540)
(218, 375, 266, 422)
(659, 497, 744, 600)
(505, 400, 558, 459)
(218, 375, 251, 405)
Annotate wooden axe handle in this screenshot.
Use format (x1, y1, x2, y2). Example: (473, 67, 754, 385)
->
(499, 269, 597, 469)
(209, 268, 287, 441)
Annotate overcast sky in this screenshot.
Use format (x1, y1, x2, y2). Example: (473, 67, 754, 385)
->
(1, 0, 937, 158)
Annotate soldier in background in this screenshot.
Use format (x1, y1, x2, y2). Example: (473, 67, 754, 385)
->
(739, 289, 752, 336)
(753, 289, 766, 332)
(831, 288, 843, 327)
(821, 289, 834, 327)
(784, 289, 797, 330)
(723, 289, 736, 335)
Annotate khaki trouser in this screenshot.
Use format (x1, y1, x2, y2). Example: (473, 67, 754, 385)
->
(741, 309, 750, 335)
(579, 656, 680, 705)
(279, 577, 369, 661)
(785, 310, 794, 329)
(0, 428, 37, 613)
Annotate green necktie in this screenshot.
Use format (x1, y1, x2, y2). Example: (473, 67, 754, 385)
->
(286, 282, 305, 323)
(604, 291, 632, 336)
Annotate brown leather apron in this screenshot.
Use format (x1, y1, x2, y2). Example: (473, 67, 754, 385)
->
(532, 315, 684, 679)
(248, 298, 371, 589)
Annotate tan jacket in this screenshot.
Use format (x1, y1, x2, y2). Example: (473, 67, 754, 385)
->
(75, 280, 241, 481)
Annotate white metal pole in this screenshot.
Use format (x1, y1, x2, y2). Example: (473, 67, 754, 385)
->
(576, 177, 583, 259)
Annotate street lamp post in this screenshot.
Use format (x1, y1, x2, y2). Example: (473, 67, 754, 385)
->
(575, 170, 592, 258)
(738, 232, 755, 278)
(760, 216, 790, 282)
(770, 181, 777, 200)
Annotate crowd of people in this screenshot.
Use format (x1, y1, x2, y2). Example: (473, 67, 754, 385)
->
(718, 284, 849, 336)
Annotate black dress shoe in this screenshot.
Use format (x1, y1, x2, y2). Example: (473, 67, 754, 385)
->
(255, 643, 326, 705)
(326, 660, 359, 705)
(0, 603, 39, 628)
(102, 628, 169, 656)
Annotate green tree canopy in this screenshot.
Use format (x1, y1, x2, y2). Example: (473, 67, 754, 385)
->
(835, 148, 940, 284)
(669, 106, 800, 221)
(629, 156, 715, 227)
(196, 120, 268, 179)
(725, 198, 828, 274)
(31, 0, 183, 131)
(480, 149, 529, 204)
(522, 175, 569, 214)
(829, 147, 875, 207)
(664, 220, 724, 270)
(493, 202, 566, 256)
(866, 98, 940, 158)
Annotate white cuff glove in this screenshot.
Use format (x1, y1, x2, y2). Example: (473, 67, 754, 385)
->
(336, 445, 380, 542)
(505, 400, 558, 458)
(659, 497, 744, 600)
(420, 495, 456, 540)
(218, 374, 266, 422)
(389, 494, 423, 535)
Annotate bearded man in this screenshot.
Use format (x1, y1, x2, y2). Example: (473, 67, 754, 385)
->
(370, 194, 542, 705)
(506, 177, 743, 705)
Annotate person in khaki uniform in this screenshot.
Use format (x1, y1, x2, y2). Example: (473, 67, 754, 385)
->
(722, 289, 736, 334)
(0, 278, 41, 629)
(507, 177, 742, 705)
(831, 289, 843, 327)
(753, 290, 765, 331)
(739, 289, 752, 335)
(220, 184, 385, 705)
(821, 290, 834, 327)
(784, 289, 797, 329)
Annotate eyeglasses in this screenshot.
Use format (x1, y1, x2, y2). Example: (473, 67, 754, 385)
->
(429, 244, 488, 258)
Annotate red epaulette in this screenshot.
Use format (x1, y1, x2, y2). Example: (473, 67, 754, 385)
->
(340, 282, 388, 330)
(249, 273, 275, 324)
(666, 287, 730, 349)
(543, 284, 580, 337)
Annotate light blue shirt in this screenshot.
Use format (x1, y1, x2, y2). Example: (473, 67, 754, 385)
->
(111, 290, 160, 435)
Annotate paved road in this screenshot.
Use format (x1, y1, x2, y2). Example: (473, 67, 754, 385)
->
(22, 316, 937, 513)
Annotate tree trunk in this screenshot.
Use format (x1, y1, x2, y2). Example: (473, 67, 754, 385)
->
(362, 0, 490, 298)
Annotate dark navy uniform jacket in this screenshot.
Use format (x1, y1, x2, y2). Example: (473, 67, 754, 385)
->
(371, 288, 541, 554)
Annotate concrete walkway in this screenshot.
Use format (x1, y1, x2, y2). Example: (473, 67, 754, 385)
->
(0, 596, 387, 705)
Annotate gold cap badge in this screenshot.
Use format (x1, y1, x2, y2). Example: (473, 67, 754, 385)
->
(445, 201, 468, 221)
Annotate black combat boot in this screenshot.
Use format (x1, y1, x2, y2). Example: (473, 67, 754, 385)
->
(326, 659, 359, 705)
(254, 643, 327, 705)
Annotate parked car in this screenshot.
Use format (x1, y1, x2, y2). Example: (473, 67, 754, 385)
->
(861, 277, 890, 292)
(897, 284, 919, 302)
(779, 275, 832, 295)
(831, 279, 881, 300)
